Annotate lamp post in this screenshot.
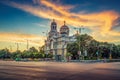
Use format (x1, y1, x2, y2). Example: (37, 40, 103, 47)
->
(84, 44, 88, 60)
(24, 39, 32, 51)
(95, 43, 99, 60)
(26, 39, 29, 50)
(74, 25, 84, 60)
(42, 31, 48, 60)
(9, 45, 12, 52)
(15, 43, 19, 51)
(109, 44, 113, 60)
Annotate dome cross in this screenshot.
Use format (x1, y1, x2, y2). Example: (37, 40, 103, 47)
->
(64, 21, 66, 25)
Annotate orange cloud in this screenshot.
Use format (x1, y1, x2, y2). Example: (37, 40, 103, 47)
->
(0, 32, 45, 46)
(40, 0, 74, 17)
(2, 0, 120, 44)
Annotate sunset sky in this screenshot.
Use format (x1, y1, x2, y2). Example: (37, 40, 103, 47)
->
(0, 0, 120, 51)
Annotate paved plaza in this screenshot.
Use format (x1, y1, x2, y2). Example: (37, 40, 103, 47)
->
(0, 61, 120, 80)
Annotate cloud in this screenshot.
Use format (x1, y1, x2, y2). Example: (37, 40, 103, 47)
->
(112, 17, 120, 29)
(2, 0, 120, 44)
(34, 23, 47, 28)
(40, 0, 75, 16)
(0, 32, 45, 46)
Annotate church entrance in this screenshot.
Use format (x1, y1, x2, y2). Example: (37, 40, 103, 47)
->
(56, 55, 62, 61)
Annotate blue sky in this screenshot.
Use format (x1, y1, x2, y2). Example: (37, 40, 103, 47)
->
(0, 0, 120, 51)
(0, 2, 49, 35)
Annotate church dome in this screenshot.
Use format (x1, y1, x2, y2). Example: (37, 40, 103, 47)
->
(60, 21, 69, 35)
(51, 19, 56, 25)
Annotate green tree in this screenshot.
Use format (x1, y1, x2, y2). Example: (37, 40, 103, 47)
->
(22, 50, 30, 58)
(22, 47, 45, 59)
(29, 47, 38, 53)
(47, 53, 53, 58)
(11, 50, 22, 60)
(67, 34, 95, 60)
(67, 42, 79, 59)
(0, 48, 11, 59)
(39, 45, 45, 54)
(76, 34, 94, 54)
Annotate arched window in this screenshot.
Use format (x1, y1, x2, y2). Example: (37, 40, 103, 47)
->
(55, 25, 56, 29)
(52, 25, 54, 30)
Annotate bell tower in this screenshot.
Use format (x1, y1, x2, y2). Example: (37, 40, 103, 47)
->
(49, 19, 58, 38)
(50, 19, 57, 32)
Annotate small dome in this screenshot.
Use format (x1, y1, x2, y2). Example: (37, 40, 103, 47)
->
(60, 21, 69, 34)
(51, 19, 56, 25)
(61, 25, 69, 29)
(61, 21, 69, 29)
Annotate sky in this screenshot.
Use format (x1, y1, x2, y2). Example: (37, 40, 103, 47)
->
(0, 0, 120, 51)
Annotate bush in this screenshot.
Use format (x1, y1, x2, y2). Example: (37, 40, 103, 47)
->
(46, 54, 53, 58)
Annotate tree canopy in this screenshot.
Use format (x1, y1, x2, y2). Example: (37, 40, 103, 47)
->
(67, 34, 120, 60)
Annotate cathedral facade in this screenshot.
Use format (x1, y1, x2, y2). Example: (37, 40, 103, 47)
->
(44, 20, 76, 61)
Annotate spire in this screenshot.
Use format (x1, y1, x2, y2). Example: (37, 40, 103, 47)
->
(64, 21, 66, 25)
(53, 19, 55, 22)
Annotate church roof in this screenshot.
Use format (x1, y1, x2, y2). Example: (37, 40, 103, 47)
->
(51, 19, 56, 25)
(60, 21, 69, 30)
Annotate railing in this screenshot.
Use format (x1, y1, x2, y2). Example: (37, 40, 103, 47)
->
(70, 59, 120, 63)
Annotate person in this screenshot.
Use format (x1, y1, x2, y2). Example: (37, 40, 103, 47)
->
(96, 51, 99, 60)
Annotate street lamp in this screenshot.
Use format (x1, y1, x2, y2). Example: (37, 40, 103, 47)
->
(24, 39, 29, 50)
(27, 39, 29, 50)
(42, 31, 48, 60)
(9, 45, 12, 52)
(74, 25, 84, 35)
(15, 43, 19, 51)
(94, 42, 99, 60)
(74, 26, 84, 60)
(109, 44, 113, 60)
(84, 44, 88, 60)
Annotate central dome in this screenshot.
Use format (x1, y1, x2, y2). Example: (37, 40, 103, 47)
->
(60, 21, 69, 35)
(61, 25, 69, 29)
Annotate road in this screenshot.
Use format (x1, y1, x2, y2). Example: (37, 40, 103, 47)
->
(0, 61, 120, 80)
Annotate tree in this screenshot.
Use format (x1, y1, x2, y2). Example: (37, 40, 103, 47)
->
(111, 45, 120, 58)
(38, 46, 45, 58)
(0, 48, 11, 59)
(67, 42, 79, 60)
(117, 45, 120, 58)
(46, 53, 53, 58)
(66, 52, 72, 61)
(22, 50, 30, 58)
(27, 47, 38, 59)
(67, 34, 118, 60)
(11, 50, 22, 60)
(29, 47, 38, 53)
(39, 45, 45, 54)
(67, 34, 95, 60)
(76, 34, 94, 55)
(21, 47, 45, 59)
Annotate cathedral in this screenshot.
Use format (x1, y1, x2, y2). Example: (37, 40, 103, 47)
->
(44, 19, 76, 61)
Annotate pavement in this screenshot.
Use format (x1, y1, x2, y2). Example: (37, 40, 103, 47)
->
(0, 61, 120, 80)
